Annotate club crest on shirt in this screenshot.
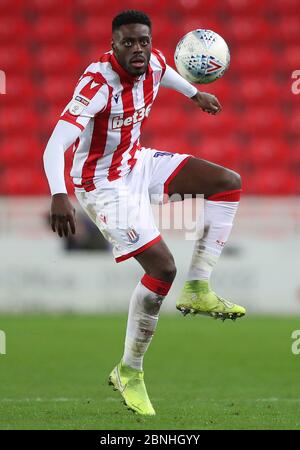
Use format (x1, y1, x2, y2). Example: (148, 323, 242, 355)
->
(153, 71, 161, 85)
(126, 228, 140, 244)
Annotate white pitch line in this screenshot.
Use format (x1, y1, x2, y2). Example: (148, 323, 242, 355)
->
(0, 398, 90, 403)
(1, 397, 300, 403)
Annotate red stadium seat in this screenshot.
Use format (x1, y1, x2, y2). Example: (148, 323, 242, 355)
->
(79, 17, 112, 43)
(0, 136, 42, 167)
(152, 17, 175, 45)
(287, 114, 300, 138)
(4, 75, 35, 105)
(75, 0, 120, 15)
(1, 168, 49, 195)
(40, 75, 78, 106)
(143, 133, 190, 154)
(245, 168, 296, 195)
(276, 17, 300, 43)
(238, 107, 285, 136)
(237, 77, 281, 106)
(280, 46, 300, 72)
(82, 44, 112, 68)
(180, 15, 224, 37)
(289, 138, 300, 164)
(39, 105, 64, 135)
(232, 46, 276, 75)
(224, 16, 271, 45)
(0, 105, 39, 134)
(0, 0, 22, 13)
(191, 109, 237, 136)
(31, 17, 76, 44)
(206, 80, 232, 104)
(33, 45, 82, 75)
(144, 106, 187, 135)
(271, 0, 300, 14)
(27, 0, 73, 14)
(246, 138, 289, 167)
(173, 0, 225, 14)
(0, 45, 31, 73)
(0, 16, 29, 43)
(194, 136, 241, 169)
(224, 0, 267, 15)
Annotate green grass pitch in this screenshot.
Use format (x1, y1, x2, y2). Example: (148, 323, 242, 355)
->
(0, 314, 300, 430)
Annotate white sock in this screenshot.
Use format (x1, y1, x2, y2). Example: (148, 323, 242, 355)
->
(187, 191, 241, 282)
(123, 275, 171, 371)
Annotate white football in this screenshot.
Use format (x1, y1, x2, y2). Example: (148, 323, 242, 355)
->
(174, 29, 230, 84)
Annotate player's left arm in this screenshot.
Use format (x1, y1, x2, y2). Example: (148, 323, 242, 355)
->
(161, 64, 222, 115)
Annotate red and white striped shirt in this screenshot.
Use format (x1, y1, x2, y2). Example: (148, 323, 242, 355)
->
(43, 49, 197, 195)
(61, 49, 167, 191)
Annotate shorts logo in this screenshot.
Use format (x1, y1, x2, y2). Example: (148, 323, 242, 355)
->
(126, 228, 140, 244)
(75, 95, 90, 106)
(153, 151, 174, 158)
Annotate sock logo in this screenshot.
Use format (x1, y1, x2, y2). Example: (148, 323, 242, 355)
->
(216, 240, 226, 247)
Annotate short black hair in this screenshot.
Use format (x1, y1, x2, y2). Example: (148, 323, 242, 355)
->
(112, 10, 152, 32)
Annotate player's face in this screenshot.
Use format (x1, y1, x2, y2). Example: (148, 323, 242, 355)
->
(112, 24, 152, 76)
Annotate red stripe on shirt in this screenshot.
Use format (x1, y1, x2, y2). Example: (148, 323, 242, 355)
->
(60, 113, 85, 131)
(107, 83, 135, 182)
(79, 73, 106, 100)
(127, 65, 154, 171)
(80, 85, 113, 190)
(152, 48, 166, 77)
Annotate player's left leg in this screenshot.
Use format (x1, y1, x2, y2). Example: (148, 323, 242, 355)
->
(167, 157, 246, 320)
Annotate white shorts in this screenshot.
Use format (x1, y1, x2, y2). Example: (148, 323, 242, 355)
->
(75, 148, 190, 262)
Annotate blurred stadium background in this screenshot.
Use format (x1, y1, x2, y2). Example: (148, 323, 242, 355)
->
(1, 0, 300, 431)
(0, 0, 299, 313)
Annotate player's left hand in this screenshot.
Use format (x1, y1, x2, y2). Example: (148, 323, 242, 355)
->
(191, 91, 222, 115)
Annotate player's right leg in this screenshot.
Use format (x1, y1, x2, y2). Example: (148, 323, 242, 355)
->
(108, 240, 176, 416)
(75, 171, 175, 416)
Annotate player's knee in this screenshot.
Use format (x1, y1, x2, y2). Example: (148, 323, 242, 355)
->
(160, 263, 177, 283)
(151, 260, 177, 283)
(217, 168, 241, 192)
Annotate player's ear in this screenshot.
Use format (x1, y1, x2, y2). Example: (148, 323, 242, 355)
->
(111, 39, 115, 50)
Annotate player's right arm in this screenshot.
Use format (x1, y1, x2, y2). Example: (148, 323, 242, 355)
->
(43, 70, 109, 237)
(43, 121, 82, 237)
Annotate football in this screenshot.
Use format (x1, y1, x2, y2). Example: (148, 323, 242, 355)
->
(174, 29, 230, 84)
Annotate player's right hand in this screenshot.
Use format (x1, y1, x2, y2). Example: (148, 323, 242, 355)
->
(50, 193, 76, 238)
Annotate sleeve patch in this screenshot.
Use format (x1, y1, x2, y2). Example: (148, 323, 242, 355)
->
(68, 100, 85, 116)
(75, 95, 90, 106)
